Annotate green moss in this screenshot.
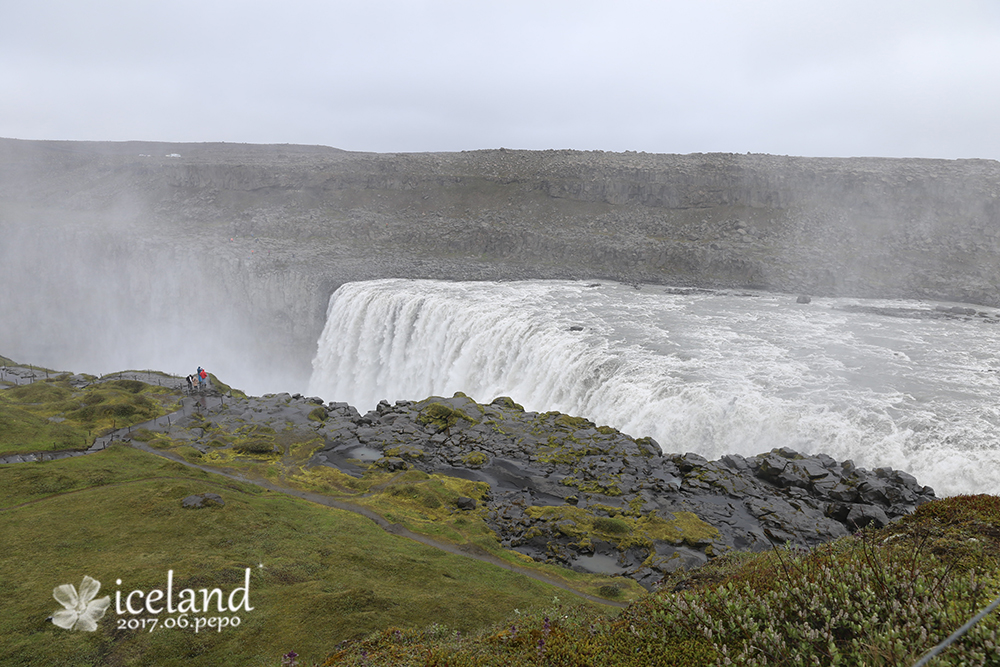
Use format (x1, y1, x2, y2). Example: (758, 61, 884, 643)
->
(233, 438, 276, 454)
(207, 373, 246, 397)
(634, 436, 659, 457)
(560, 475, 623, 496)
(555, 414, 595, 429)
(417, 402, 476, 431)
(174, 445, 203, 463)
(6, 382, 74, 404)
(106, 379, 147, 393)
(129, 428, 158, 442)
(597, 583, 624, 598)
(384, 444, 425, 459)
(307, 406, 329, 422)
(491, 396, 524, 411)
(643, 511, 720, 547)
(461, 451, 487, 467)
(593, 517, 630, 535)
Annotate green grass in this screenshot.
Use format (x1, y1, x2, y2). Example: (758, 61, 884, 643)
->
(0, 446, 614, 666)
(324, 495, 1000, 666)
(170, 431, 647, 605)
(0, 376, 181, 456)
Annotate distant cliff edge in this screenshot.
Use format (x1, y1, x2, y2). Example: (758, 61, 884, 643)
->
(3, 138, 999, 391)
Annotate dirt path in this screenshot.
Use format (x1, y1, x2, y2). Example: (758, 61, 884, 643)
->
(1, 368, 628, 608)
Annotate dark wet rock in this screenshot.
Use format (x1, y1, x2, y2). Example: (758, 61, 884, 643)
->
(846, 504, 890, 530)
(797, 295, 811, 303)
(182, 493, 225, 509)
(117, 385, 936, 590)
(374, 456, 408, 471)
(292, 392, 938, 589)
(672, 452, 708, 472)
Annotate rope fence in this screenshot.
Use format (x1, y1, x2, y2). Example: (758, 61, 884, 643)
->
(911, 593, 1000, 666)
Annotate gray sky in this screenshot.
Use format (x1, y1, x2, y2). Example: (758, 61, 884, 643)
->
(3, 0, 999, 158)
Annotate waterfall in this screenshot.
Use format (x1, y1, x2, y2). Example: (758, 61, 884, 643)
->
(309, 279, 1000, 496)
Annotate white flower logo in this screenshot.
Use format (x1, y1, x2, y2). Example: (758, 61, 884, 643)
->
(51, 575, 111, 631)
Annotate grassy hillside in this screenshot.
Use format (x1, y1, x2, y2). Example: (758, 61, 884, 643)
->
(318, 494, 1000, 666)
(4, 362, 998, 666)
(0, 369, 181, 455)
(0, 446, 613, 666)
(0, 363, 635, 666)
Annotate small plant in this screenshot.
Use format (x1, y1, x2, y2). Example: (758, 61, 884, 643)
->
(593, 517, 630, 535)
(233, 439, 275, 454)
(461, 450, 487, 467)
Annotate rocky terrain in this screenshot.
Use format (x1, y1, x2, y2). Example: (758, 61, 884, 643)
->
(67, 373, 928, 590)
(303, 393, 935, 588)
(3, 138, 1000, 391)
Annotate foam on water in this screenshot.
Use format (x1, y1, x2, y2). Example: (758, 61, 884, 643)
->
(309, 279, 1000, 496)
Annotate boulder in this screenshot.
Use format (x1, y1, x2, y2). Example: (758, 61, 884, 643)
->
(846, 504, 890, 530)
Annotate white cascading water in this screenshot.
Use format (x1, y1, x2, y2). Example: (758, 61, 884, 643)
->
(309, 279, 1000, 496)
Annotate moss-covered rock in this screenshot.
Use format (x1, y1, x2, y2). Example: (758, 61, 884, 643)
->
(417, 402, 476, 431)
(461, 450, 487, 468)
(490, 396, 524, 411)
(307, 406, 328, 422)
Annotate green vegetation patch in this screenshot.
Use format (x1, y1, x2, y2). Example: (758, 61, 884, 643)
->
(524, 506, 719, 553)
(207, 373, 246, 398)
(554, 413, 595, 429)
(537, 437, 602, 465)
(325, 595, 712, 666)
(461, 450, 487, 467)
(0, 447, 604, 667)
(490, 396, 524, 411)
(560, 475, 623, 496)
(327, 495, 1000, 667)
(417, 402, 477, 431)
(0, 376, 181, 455)
(307, 406, 328, 422)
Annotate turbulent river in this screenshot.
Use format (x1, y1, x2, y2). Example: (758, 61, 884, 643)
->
(308, 279, 1000, 497)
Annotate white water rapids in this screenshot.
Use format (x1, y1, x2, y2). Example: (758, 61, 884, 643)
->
(309, 279, 1000, 496)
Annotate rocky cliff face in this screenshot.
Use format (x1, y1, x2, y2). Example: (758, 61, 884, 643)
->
(2, 138, 999, 391)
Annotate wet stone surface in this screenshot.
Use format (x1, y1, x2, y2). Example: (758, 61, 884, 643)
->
(278, 391, 935, 589)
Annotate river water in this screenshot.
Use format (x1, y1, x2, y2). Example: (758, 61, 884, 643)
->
(308, 279, 1000, 496)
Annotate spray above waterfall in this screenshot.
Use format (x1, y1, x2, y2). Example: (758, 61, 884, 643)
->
(309, 279, 1000, 496)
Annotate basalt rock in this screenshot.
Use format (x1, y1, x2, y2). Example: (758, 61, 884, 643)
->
(280, 392, 933, 588)
(157, 387, 934, 589)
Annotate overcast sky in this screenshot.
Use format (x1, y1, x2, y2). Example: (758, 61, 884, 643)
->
(3, 0, 999, 159)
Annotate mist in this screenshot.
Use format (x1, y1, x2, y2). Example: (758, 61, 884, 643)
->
(0, 213, 310, 396)
(4, 139, 1000, 408)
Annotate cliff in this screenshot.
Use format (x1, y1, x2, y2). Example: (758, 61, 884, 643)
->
(2, 138, 999, 391)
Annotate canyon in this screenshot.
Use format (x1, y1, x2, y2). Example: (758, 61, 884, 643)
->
(2, 138, 999, 394)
